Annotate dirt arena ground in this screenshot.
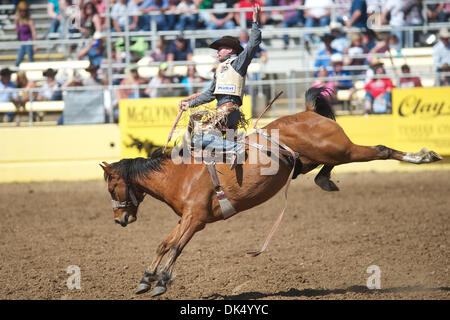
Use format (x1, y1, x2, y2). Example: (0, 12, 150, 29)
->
(1, 171, 449, 300)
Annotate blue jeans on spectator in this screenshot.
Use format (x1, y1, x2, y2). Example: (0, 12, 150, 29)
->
(206, 19, 235, 30)
(15, 44, 34, 66)
(365, 91, 392, 114)
(176, 14, 198, 30)
(282, 12, 304, 46)
(305, 16, 331, 42)
(138, 14, 176, 31)
(391, 29, 404, 48)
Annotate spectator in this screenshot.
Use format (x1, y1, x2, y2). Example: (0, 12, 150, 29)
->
(399, 64, 422, 88)
(37, 68, 61, 101)
(77, 1, 102, 37)
(45, 0, 61, 38)
(335, 0, 352, 18)
(167, 35, 193, 62)
(0, 68, 19, 122)
(114, 35, 148, 63)
(63, 63, 102, 87)
(312, 66, 334, 91)
(59, 0, 79, 38)
(401, 0, 424, 46)
(197, 0, 213, 27)
(280, 0, 304, 49)
(16, 70, 37, 106)
(181, 64, 207, 95)
(160, 75, 188, 97)
(176, 0, 199, 30)
(344, 0, 367, 29)
(15, 1, 37, 67)
(138, 0, 176, 31)
(364, 64, 394, 114)
(330, 53, 354, 93)
(118, 65, 147, 99)
(145, 62, 169, 98)
(361, 29, 376, 52)
(93, 0, 107, 30)
(368, 33, 390, 57)
(314, 34, 341, 72)
(204, 0, 235, 30)
(364, 57, 384, 83)
(426, 2, 447, 23)
(239, 29, 267, 64)
(344, 33, 366, 74)
(437, 63, 450, 87)
(389, 33, 401, 53)
(382, 0, 404, 48)
(149, 36, 169, 62)
(366, 0, 383, 15)
(111, 0, 139, 32)
(303, 0, 332, 43)
(432, 27, 450, 72)
(330, 21, 351, 53)
(234, 0, 267, 28)
(77, 32, 106, 67)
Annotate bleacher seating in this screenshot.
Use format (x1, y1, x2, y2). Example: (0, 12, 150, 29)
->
(0, 1, 448, 123)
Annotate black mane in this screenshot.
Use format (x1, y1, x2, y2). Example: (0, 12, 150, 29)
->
(104, 147, 171, 183)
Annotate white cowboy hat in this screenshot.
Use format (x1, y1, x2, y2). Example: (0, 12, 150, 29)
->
(438, 27, 449, 39)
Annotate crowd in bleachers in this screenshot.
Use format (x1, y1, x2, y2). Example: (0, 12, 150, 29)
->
(0, 0, 449, 123)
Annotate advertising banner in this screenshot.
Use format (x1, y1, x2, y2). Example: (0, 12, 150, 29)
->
(119, 96, 252, 158)
(392, 87, 450, 155)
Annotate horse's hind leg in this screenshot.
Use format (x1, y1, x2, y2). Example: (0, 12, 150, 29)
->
(315, 165, 339, 192)
(347, 144, 442, 164)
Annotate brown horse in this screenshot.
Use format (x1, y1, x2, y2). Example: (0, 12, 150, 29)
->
(101, 87, 442, 297)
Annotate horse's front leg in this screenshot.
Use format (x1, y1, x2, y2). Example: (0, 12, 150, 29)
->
(151, 213, 205, 297)
(135, 223, 180, 294)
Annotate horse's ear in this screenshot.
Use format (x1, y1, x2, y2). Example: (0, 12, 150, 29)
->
(100, 162, 112, 174)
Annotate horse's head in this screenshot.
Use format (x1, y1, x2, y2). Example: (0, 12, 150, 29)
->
(100, 161, 145, 227)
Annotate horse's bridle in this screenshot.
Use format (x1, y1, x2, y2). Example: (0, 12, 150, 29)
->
(111, 183, 145, 209)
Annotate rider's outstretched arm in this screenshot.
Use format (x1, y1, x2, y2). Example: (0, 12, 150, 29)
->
(179, 77, 216, 111)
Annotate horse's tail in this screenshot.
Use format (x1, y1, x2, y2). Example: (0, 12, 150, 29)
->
(305, 87, 336, 121)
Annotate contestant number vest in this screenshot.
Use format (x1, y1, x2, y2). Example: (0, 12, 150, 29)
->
(213, 57, 245, 99)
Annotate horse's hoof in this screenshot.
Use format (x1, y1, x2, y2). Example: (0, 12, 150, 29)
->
(135, 283, 151, 294)
(151, 285, 166, 297)
(315, 175, 339, 192)
(326, 180, 340, 191)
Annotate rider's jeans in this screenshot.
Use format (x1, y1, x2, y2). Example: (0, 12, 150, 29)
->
(192, 133, 242, 152)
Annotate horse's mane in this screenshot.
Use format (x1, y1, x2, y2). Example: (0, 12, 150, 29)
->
(305, 87, 336, 121)
(104, 147, 171, 183)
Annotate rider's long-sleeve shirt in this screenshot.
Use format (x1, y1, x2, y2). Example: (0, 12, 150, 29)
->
(188, 21, 261, 108)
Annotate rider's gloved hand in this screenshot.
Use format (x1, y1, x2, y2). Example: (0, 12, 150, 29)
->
(178, 100, 189, 112)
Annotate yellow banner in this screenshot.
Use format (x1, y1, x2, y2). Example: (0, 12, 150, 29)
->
(392, 87, 450, 154)
(119, 96, 252, 158)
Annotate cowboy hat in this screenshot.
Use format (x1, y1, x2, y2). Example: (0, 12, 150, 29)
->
(43, 68, 57, 77)
(329, 21, 343, 31)
(370, 58, 384, 67)
(438, 27, 449, 39)
(331, 53, 343, 64)
(438, 63, 450, 72)
(209, 36, 244, 54)
(0, 67, 15, 77)
(85, 63, 99, 72)
(321, 33, 335, 43)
